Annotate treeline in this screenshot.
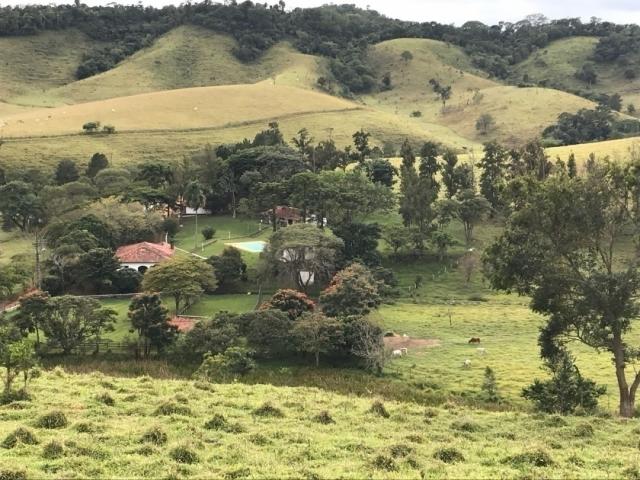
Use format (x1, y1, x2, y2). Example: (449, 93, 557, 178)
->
(0, 3, 636, 93)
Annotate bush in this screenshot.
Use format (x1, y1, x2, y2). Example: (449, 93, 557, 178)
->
(372, 454, 397, 471)
(260, 289, 315, 320)
(42, 440, 64, 459)
(434, 447, 465, 464)
(369, 400, 390, 418)
(503, 449, 554, 467)
(0, 470, 27, 480)
(74, 422, 96, 433)
(248, 433, 271, 445)
(141, 426, 167, 445)
(194, 347, 256, 381)
(224, 468, 251, 480)
(1, 427, 38, 449)
(204, 414, 229, 430)
(312, 411, 335, 425)
(35, 411, 68, 429)
(390, 444, 413, 458)
(155, 402, 192, 416)
(451, 419, 481, 433)
(574, 423, 595, 438)
(170, 445, 199, 464)
(253, 402, 284, 418)
(201, 226, 216, 240)
(96, 392, 115, 406)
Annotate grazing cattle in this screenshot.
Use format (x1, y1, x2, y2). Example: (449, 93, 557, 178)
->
(468, 337, 481, 344)
(400, 348, 408, 356)
(462, 359, 472, 369)
(476, 348, 486, 356)
(392, 349, 403, 357)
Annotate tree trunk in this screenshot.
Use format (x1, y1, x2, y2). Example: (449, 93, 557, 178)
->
(315, 350, 320, 367)
(194, 211, 199, 250)
(614, 338, 637, 417)
(231, 190, 237, 219)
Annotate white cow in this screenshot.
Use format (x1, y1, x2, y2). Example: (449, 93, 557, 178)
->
(476, 348, 486, 356)
(400, 348, 408, 356)
(462, 359, 472, 369)
(392, 349, 403, 357)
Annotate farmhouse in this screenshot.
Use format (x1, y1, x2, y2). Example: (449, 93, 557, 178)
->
(115, 241, 174, 273)
(262, 206, 303, 227)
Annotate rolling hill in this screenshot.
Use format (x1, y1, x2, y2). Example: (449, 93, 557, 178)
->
(511, 36, 640, 108)
(362, 38, 597, 147)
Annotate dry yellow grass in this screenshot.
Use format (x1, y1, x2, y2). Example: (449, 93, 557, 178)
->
(548, 137, 640, 163)
(0, 84, 357, 137)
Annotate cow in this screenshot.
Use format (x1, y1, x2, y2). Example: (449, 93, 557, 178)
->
(468, 337, 481, 344)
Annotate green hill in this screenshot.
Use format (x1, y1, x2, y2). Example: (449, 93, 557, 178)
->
(1, 369, 638, 479)
(362, 38, 596, 147)
(511, 36, 640, 108)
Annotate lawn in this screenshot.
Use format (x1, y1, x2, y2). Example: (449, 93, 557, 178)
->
(2, 370, 639, 479)
(0, 229, 32, 264)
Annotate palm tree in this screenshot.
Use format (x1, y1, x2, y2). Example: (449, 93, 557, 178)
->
(184, 181, 206, 251)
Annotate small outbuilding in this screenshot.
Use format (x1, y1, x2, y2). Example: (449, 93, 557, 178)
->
(115, 241, 175, 273)
(262, 206, 303, 227)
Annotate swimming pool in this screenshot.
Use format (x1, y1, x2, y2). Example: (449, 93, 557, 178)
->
(225, 241, 267, 253)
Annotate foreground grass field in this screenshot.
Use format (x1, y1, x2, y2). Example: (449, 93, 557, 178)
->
(1, 370, 640, 479)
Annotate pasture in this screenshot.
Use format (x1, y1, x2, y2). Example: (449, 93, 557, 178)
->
(1, 369, 639, 479)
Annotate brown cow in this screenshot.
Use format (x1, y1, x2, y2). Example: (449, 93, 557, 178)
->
(468, 337, 481, 344)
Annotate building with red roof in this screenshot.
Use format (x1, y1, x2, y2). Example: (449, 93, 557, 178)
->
(115, 242, 174, 273)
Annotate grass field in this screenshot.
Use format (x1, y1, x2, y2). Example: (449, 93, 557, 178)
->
(0, 230, 32, 265)
(2, 370, 640, 479)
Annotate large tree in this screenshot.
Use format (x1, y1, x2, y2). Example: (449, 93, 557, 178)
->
(142, 255, 217, 313)
(320, 263, 381, 317)
(260, 223, 343, 292)
(484, 164, 640, 417)
(0, 181, 46, 232)
(292, 312, 343, 367)
(128, 293, 177, 358)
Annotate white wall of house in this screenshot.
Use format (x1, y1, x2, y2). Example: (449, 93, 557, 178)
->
(184, 207, 212, 215)
(120, 262, 156, 272)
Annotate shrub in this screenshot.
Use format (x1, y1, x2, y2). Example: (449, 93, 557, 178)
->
(194, 347, 256, 381)
(201, 226, 216, 240)
(372, 454, 397, 471)
(434, 447, 465, 464)
(542, 415, 568, 428)
(390, 443, 413, 458)
(260, 289, 315, 320)
(42, 440, 64, 459)
(141, 426, 167, 445)
(35, 411, 68, 429)
(253, 402, 284, 418)
(74, 422, 96, 433)
(203, 413, 243, 433)
(451, 419, 480, 433)
(369, 400, 389, 418)
(248, 433, 270, 445)
(405, 434, 423, 444)
(424, 408, 439, 419)
(96, 392, 115, 406)
(170, 445, 199, 464)
(1, 427, 38, 449)
(574, 423, 595, 438)
(225, 468, 251, 480)
(503, 449, 554, 467)
(313, 411, 335, 425)
(155, 402, 191, 416)
(0, 470, 27, 480)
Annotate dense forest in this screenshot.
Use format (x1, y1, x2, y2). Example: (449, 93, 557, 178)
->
(1, 2, 639, 94)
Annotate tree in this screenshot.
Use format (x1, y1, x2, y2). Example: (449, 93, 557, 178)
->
(184, 181, 207, 250)
(0, 181, 45, 232)
(201, 226, 216, 241)
(82, 121, 101, 133)
(575, 62, 597, 86)
(419, 141, 440, 185)
(332, 222, 381, 266)
(429, 78, 452, 110)
(14, 291, 51, 347)
(382, 224, 411, 255)
(128, 293, 177, 358)
(475, 113, 495, 135)
(292, 312, 343, 367)
(441, 149, 461, 199)
(363, 159, 397, 187)
(207, 247, 246, 290)
(42, 296, 116, 354)
(250, 181, 288, 232)
(459, 249, 480, 284)
(522, 352, 605, 414)
(194, 347, 256, 381)
(260, 289, 315, 320)
(54, 159, 80, 185)
(352, 129, 371, 164)
(142, 256, 217, 314)
(484, 166, 640, 417)
(347, 317, 387, 375)
(238, 309, 293, 357)
(400, 50, 413, 63)
(439, 189, 491, 247)
(0, 322, 37, 400)
(94, 168, 131, 196)
(320, 263, 381, 317)
(180, 312, 239, 360)
(399, 141, 439, 233)
(567, 153, 578, 178)
(260, 224, 343, 292)
(86, 153, 109, 179)
(481, 367, 500, 403)
(73, 248, 120, 294)
(478, 141, 509, 211)
(292, 128, 314, 159)
(627, 103, 636, 115)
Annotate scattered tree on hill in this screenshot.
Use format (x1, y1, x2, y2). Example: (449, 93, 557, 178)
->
(567, 153, 578, 178)
(478, 141, 509, 211)
(142, 256, 217, 314)
(352, 129, 371, 165)
(0, 321, 38, 401)
(102, 124, 116, 134)
(400, 50, 413, 63)
(128, 293, 177, 358)
(292, 312, 343, 367)
(82, 121, 101, 134)
(481, 366, 500, 403)
(54, 159, 80, 185)
(14, 291, 51, 348)
(475, 113, 495, 135)
(429, 78, 452, 111)
(627, 103, 637, 115)
(575, 62, 597, 86)
(363, 159, 397, 187)
(381, 224, 411, 255)
(0, 181, 45, 232)
(348, 317, 387, 375)
(292, 128, 314, 160)
(320, 263, 381, 318)
(42, 296, 116, 355)
(419, 142, 441, 186)
(484, 164, 640, 417)
(86, 153, 109, 179)
(438, 189, 491, 247)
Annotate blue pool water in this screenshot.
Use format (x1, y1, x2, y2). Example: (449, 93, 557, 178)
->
(226, 241, 266, 253)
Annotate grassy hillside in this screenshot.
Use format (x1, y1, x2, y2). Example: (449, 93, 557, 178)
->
(363, 38, 596, 146)
(0, 30, 102, 107)
(511, 36, 640, 108)
(2, 369, 639, 479)
(44, 26, 325, 105)
(548, 136, 640, 163)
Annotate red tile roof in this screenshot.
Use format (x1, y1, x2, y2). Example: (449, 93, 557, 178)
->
(115, 242, 174, 264)
(169, 316, 196, 332)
